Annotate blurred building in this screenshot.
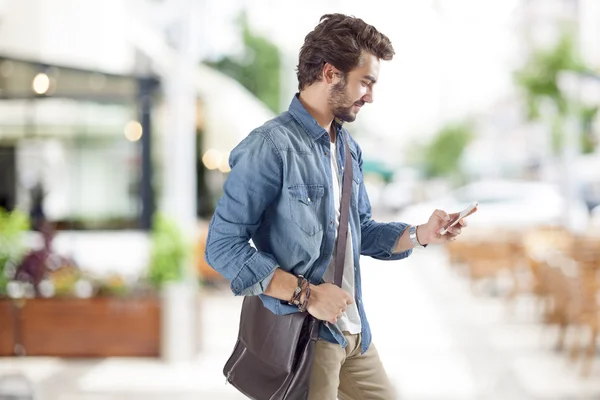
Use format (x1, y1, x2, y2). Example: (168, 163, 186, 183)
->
(0, 0, 273, 277)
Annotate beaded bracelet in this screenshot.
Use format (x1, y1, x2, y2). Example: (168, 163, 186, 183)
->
(298, 284, 311, 313)
(288, 275, 308, 306)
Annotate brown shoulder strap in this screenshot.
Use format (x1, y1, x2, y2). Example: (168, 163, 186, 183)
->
(334, 134, 353, 288)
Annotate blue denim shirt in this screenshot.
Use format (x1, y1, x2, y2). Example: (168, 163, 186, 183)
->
(205, 95, 412, 354)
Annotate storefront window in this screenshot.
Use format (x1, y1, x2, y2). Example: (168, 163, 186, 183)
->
(0, 57, 157, 231)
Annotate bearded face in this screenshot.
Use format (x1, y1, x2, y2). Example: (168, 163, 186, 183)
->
(328, 75, 366, 123)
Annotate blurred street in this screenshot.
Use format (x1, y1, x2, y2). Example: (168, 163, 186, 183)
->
(2, 245, 600, 400)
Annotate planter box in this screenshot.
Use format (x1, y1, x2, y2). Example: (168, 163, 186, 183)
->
(0, 300, 17, 356)
(0, 297, 160, 357)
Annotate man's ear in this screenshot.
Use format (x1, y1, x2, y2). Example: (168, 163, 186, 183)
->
(323, 63, 342, 85)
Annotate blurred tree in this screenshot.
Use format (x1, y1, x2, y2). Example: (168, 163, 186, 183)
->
(514, 32, 583, 119)
(514, 31, 596, 154)
(207, 12, 281, 113)
(418, 122, 474, 180)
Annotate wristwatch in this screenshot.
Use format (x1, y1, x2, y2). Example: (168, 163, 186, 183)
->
(409, 225, 426, 248)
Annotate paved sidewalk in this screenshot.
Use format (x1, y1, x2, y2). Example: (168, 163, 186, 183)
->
(1, 247, 599, 399)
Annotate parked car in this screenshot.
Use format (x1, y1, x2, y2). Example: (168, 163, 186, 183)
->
(396, 179, 590, 230)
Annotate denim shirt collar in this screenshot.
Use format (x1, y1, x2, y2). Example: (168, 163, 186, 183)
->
(288, 93, 344, 141)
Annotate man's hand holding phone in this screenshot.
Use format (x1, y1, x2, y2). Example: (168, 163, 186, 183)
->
(439, 201, 478, 235)
(415, 202, 478, 245)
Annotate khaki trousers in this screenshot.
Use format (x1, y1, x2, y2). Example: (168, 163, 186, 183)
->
(308, 332, 397, 400)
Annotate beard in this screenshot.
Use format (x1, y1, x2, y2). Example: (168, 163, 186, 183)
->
(328, 78, 363, 123)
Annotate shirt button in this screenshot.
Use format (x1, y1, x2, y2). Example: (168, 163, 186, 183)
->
(324, 152, 328, 156)
(307, 197, 311, 203)
(330, 220, 333, 224)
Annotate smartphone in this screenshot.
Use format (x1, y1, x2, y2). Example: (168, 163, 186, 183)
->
(439, 201, 478, 235)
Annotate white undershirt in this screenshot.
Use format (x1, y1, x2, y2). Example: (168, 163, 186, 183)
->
(323, 140, 362, 334)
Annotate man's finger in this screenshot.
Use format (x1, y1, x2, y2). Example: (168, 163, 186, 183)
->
(448, 227, 462, 235)
(433, 209, 450, 222)
(345, 293, 354, 305)
(447, 211, 460, 219)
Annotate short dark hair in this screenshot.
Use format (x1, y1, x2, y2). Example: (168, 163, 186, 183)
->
(296, 13, 395, 90)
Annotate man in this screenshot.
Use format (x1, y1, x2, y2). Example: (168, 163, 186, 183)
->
(206, 13, 470, 399)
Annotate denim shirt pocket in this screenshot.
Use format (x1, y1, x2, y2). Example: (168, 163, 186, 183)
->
(288, 184, 325, 236)
(350, 159, 363, 184)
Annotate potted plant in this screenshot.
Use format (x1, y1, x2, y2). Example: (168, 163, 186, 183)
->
(148, 214, 187, 286)
(147, 213, 198, 363)
(0, 209, 30, 297)
(0, 209, 29, 355)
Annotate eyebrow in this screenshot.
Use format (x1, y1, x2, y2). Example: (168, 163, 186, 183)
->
(363, 75, 377, 84)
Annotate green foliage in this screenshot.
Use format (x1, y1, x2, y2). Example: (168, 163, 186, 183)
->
(514, 32, 585, 119)
(0, 208, 30, 296)
(147, 214, 188, 287)
(514, 30, 597, 155)
(207, 12, 281, 113)
(420, 122, 475, 179)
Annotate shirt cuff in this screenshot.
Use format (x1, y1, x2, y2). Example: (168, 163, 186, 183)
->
(238, 269, 276, 296)
(379, 222, 412, 259)
(230, 251, 278, 296)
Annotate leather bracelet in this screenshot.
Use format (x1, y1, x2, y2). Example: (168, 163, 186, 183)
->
(298, 284, 311, 313)
(295, 278, 309, 307)
(288, 275, 308, 306)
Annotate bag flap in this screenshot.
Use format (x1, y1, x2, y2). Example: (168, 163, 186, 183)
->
(238, 295, 310, 373)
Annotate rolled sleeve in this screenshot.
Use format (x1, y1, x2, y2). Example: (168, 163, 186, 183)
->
(205, 130, 283, 296)
(375, 222, 412, 260)
(232, 254, 278, 296)
(353, 140, 412, 261)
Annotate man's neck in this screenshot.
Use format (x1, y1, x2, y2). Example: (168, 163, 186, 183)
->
(297, 90, 335, 142)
